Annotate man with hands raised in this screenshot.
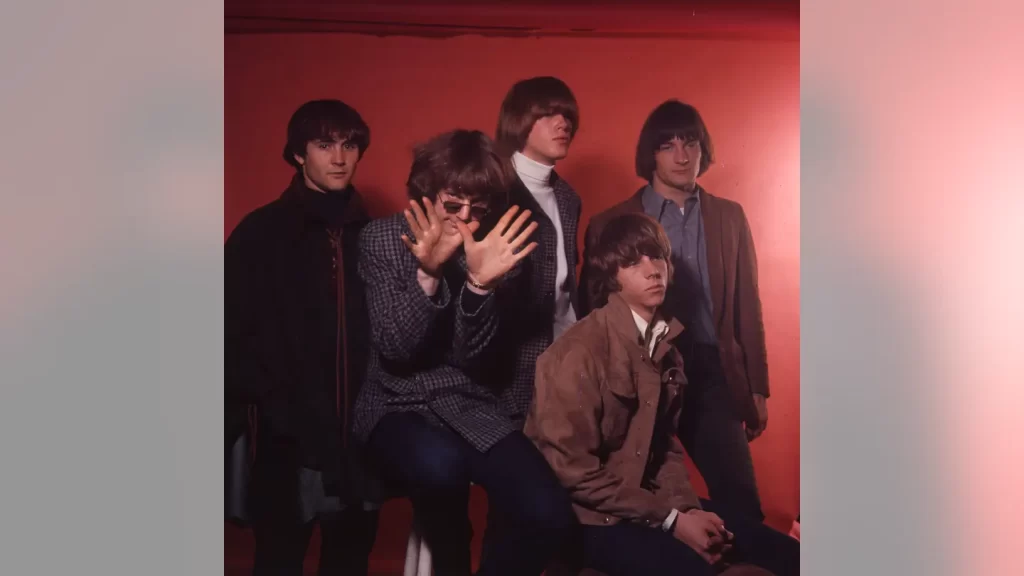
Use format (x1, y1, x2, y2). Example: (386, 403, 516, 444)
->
(352, 129, 574, 576)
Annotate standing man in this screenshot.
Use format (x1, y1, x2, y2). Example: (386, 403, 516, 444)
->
(580, 100, 770, 521)
(491, 75, 583, 425)
(225, 99, 380, 575)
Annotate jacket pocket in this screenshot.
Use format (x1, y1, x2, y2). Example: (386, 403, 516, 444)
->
(601, 372, 638, 450)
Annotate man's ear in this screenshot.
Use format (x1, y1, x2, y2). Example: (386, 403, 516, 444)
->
(293, 154, 305, 167)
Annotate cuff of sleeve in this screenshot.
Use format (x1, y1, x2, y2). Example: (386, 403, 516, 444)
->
(458, 282, 493, 316)
(661, 508, 680, 532)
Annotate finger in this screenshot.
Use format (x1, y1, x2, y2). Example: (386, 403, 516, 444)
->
(509, 221, 539, 250)
(501, 208, 533, 239)
(492, 205, 521, 236)
(400, 234, 417, 253)
(465, 220, 481, 235)
(454, 220, 476, 245)
(403, 209, 423, 239)
(700, 518, 724, 539)
(510, 241, 539, 263)
(703, 512, 725, 527)
(420, 196, 442, 228)
(409, 198, 432, 231)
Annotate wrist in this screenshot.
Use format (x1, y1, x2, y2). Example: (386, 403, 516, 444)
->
(418, 266, 441, 280)
(417, 268, 441, 297)
(465, 272, 495, 292)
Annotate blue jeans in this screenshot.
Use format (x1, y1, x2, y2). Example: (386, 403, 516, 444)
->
(368, 412, 574, 576)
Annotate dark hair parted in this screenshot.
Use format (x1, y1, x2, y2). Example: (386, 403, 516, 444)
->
(406, 129, 516, 208)
(283, 99, 370, 171)
(496, 76, 579, 155)
(587, 212, 674, 309)
(635, 100, 714, 182)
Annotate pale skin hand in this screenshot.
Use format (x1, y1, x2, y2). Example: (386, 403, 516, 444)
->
(746, 393, 768, 441)
(673, 509, 734, 565)
(455, 205, 539, 289)
(400, 196, 480, 296)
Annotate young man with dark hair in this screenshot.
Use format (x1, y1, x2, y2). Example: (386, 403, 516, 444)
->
(225, 99, 379, 575)
(580, 99, 770, 521)
(353, 129, 574, 576)
(527, 212, 799, 576)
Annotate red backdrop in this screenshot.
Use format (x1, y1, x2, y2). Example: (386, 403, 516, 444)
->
(226, 22, 798, 574)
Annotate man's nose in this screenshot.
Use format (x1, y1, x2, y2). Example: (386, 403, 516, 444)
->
(639, 256, 660, 276)
(674, 145, 688, 164)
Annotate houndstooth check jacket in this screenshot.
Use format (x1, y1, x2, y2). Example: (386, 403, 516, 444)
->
(351, 212, 516, 452)
(352, 174, 582, 453)
(489, 173, 583, 427)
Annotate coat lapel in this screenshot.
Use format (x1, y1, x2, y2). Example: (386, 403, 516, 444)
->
(699, 187, 727, 330)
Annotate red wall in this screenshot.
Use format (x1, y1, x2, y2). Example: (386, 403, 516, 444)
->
(226, 30, 798, 569)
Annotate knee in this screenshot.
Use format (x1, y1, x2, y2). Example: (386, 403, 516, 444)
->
(370, 415, 470, 493)
(514, 484, 575, 540)
(417, 456, 468, 493)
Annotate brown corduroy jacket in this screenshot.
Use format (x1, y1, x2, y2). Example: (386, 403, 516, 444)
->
(525, 293, 701, 528)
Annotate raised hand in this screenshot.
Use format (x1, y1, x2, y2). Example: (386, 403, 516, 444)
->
(400, 197, 477, 277)
(456, 205, 539, 289)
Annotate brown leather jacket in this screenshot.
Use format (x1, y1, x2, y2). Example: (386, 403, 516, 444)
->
(578, 186, 770, 429)
(524, 293, 701, 528)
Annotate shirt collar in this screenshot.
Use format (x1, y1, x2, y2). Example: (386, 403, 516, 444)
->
(630, 308, 670, 356)
(641, 183, 702, 217)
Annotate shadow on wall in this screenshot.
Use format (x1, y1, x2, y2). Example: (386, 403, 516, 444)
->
(561, 153, 644, 218)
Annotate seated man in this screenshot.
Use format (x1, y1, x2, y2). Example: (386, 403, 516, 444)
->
(352, 129, 575, 576)
(525, 212, 799, 576)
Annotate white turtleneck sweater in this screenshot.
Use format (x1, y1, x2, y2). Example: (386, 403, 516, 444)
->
(512, 151, 577, 339)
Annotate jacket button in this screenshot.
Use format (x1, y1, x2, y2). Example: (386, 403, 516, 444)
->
(645, 400, 652, 407)
(603, 516, 610, 524)
(635, 450, 641, 457)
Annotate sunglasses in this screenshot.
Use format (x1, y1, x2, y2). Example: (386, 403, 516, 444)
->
(442, 200, 490, 220)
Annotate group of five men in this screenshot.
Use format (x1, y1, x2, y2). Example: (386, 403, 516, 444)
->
(226, 76, 799, 576)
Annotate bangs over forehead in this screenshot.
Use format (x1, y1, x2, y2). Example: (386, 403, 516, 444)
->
(635, 99, 715, 181)
(587, 212, 674, 308)
(283, 99, 370, 169)
(406, 129, 515, 207)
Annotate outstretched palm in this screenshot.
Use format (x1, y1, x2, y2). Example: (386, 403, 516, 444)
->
(457, 205, 539, 288)
(400, 197, 476, 276)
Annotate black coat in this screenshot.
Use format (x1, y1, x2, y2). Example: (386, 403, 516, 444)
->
(225, 174, 376, 522)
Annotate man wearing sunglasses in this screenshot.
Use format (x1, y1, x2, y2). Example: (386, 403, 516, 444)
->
(352, 129, 575, 576)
